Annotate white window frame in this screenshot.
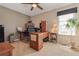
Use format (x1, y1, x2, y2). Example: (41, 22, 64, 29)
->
(58, 13, 76, 36)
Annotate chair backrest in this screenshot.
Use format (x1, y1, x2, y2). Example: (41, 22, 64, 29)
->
(27, 22, 35, 33)
(28, 28, 35, 33)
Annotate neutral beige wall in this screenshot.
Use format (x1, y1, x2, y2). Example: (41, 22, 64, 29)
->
(31, 10, 57, 32)
(31, 4, 79, 47)
(0, 6, 30, 40)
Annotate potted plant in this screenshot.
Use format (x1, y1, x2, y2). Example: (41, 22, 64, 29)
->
(66, 18, 79, 49)
(8, 33, 14, 43)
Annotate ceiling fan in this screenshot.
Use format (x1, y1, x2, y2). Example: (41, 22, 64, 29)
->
(22, 3, 43, 11)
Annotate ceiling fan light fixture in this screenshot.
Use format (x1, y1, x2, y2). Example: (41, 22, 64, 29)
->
(32, 4, 37, 8)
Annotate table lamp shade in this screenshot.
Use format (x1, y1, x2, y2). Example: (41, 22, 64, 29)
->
(51, 24, 57, 33)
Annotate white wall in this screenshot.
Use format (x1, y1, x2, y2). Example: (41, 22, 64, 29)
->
(0, 6, 30, 40)
(31, 4, 79, 47)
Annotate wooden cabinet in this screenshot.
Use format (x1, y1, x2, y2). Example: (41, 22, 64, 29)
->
(30, 32, 49, 51)
(49, 33, 57, 43)
(40, 20, 46, 32)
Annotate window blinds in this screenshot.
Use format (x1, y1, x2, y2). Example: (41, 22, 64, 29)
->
(57, 7, 77, 16)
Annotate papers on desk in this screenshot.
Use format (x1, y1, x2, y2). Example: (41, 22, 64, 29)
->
(17, 27, 23, 32)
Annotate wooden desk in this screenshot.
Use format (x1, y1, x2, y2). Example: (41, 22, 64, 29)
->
(0, 42, 14, 56)
(19, 31, 24, 40)
(17, 31, 24, 40)
(30, 32, 49, 51)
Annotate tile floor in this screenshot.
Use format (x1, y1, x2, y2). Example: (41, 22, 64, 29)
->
(11, 41, 79, 56)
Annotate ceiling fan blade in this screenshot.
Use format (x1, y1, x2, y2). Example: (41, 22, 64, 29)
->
(37, 4, 43, 10)
(31, 7, 33, 11)
(22, 3, 41, 11)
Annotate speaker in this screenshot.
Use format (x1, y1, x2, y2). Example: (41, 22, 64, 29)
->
(0, 25, 4, 42)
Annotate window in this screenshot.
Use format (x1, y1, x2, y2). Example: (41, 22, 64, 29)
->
(58, 13, 76, 35)
(57, 7, 77, 35)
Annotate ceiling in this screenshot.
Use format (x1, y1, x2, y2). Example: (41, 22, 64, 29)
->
(0, 3, 72, 17)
